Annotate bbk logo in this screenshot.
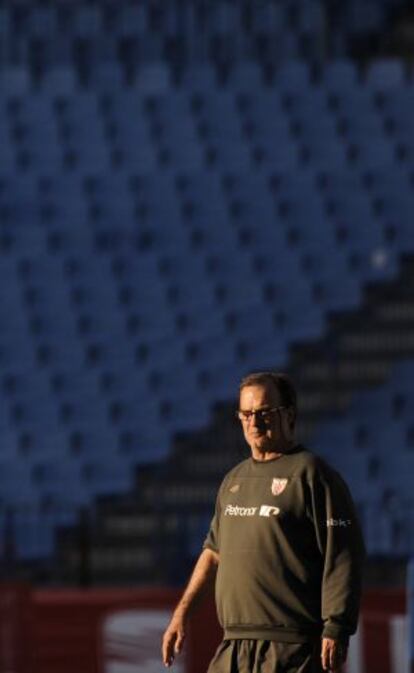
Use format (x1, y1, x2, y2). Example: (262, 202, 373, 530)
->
(259, 505, 280, 517)
(326, 518, 352, 527)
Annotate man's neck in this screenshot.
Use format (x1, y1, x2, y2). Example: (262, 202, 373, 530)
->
(253, 451, 283, 462)
(252, 441, 295, 462)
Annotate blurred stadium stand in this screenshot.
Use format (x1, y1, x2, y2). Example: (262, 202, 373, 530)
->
(0, 0, 414, 587)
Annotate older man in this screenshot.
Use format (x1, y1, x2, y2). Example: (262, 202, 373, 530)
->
(162, 371, 365, 672)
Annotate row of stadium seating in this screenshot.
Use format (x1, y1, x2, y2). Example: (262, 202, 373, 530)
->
(0, 0, 408, 71)
(0, 59, 412, 94)
(1, 68, 414, 183)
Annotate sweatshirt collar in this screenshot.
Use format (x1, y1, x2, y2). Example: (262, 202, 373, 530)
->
(250, 443, 303, 464)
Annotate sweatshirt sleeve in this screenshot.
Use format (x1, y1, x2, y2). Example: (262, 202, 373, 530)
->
(202, 482, 224, 554)
(310, 462, 366, 642)
(203, 511, 219, 553)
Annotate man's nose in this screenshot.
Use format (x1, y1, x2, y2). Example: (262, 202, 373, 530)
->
(251, 412, 262, 427)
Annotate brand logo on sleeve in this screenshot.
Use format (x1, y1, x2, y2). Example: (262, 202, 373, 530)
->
(229, 484, 240, 493)
(259, 505, 280, 517)
(326, 518, 352, 527)
(271, 478, 288, 496)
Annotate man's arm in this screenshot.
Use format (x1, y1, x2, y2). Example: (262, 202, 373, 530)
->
(162, 548, 219, 668)
(311, 464, 365, 669)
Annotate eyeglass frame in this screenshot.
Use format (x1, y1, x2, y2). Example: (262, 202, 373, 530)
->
(236, 405, 287, 423)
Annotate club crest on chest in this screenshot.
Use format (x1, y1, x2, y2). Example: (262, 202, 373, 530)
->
(271, 478, 288, 496)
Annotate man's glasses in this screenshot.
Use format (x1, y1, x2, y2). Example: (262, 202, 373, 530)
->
(236, 406, 286, 423)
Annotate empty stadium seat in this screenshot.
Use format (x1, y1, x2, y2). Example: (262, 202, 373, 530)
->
(322, 60, 358, 93)
(366, 58, 406, 90)
(274, 60, 311, 93)
(0, 67, 30, 95)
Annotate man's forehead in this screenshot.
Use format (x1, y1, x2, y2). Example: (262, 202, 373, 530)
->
(239, 383, 281, 406)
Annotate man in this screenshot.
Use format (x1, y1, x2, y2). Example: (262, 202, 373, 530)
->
(162, 371, 365, 672)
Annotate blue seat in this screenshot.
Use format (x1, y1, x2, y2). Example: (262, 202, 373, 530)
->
(12, 506, 77, 560)
(13, 511, 50, 559)
(28, 6, 57, 39)
(248, 0, 286, 33)
(71, 6, 102, 37)
(350, 137, 396, 168)
(298, 1, 324, 32)
(334, 96, 378, 137)
(380, 448, 414, 498)
(31, 458, 89, 495)
(0, 67, 30, 96)
(366, 59, 405, 90)
(380, 95, 414, 150)
(80, 460, 133, 496)
(252, 135, 298, 170)
(193, 91, 242, 131)
(389, 361, 414, 389)
(345, 1, 384, 36)
(282, 89, 331, 120)
(158, 391, 211, 433)
(146, 95, 194, 161)
(174, 303, 224, 337)
(239, 92, 285, 130)
(322, 60, 358, 93)
(0, 8, 11, 51)
(228, 63, 264, 92)
(135, 336, 186, 371)
(237, 92, 297, 168)
(297, 118, 347, 169)
(205, 137, 252, 171)
(234, 330, 287, 370)
(92, 63, 125, 91)
(196, 361, 245, 402)
(137, 63, 171, 95)
(0, 460, 36, 506)
(349, 388, 393, 421)
(223, 303, 276, 338)
(180, 65, 217, 91)
(184, 333, 236, 369)
(0, 126, 15, 172)
(363, 497, 395, 555)
(276, 30, 300, 60)
(41, 67, 78, 95)
(274, 60, 311, 93)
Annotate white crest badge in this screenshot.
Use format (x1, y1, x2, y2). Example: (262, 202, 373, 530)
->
(271, 478, 288, 496)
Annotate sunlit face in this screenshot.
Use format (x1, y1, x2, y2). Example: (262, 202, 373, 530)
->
(238, 383, 294, 458)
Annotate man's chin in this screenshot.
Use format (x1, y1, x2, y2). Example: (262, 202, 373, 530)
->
(252, 437, 270, 451)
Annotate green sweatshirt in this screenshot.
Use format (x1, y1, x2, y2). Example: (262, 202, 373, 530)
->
(203, 445, 365, 644)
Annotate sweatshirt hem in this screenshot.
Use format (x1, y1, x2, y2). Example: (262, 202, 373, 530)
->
(223, 625, 322, 643)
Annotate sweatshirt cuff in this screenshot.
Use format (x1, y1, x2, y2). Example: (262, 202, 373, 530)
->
(322, 625, 350, 644)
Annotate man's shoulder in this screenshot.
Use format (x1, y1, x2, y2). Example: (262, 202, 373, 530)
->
(297, 446, 347, 486)
(290, 446, 337, 478)
(222, 457, 251, 480)
(287, 445, 319, 470)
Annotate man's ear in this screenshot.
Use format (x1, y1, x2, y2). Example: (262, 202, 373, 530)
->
(287, 407, 296, 433)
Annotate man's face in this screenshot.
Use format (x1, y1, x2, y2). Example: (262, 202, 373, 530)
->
(239, 383, 293, 457)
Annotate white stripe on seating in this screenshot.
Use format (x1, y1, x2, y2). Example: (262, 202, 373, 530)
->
(346, 623, 364, 673)
(390, 615, 408, 673)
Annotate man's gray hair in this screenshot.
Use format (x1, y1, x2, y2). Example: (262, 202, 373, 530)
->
(239, 371, 297, 418)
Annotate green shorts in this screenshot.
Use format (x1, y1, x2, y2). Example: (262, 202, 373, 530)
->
(207, 639, 324, 673)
